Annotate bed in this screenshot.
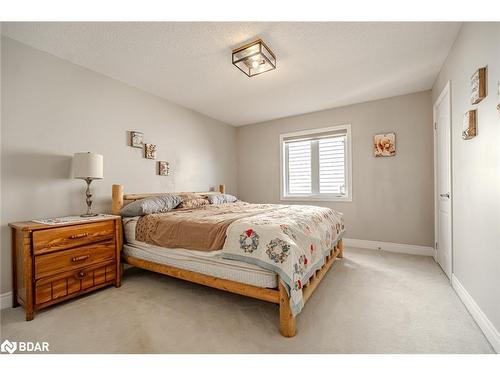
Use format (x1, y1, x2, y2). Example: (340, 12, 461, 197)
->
(112, 184, 345, 337)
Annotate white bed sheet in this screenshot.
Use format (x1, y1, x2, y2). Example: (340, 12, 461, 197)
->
(122, 217, 278, 289)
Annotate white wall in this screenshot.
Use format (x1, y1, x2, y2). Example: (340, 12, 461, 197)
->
(432, 23, 500, 339)
(0, 37, 237, 294)
(236, 91, 434, 247)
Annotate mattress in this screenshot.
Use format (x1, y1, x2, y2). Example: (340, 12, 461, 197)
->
(122, 217, 278, 289)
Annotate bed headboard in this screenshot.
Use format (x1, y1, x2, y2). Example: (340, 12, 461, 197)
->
(111, 184, 225, 215)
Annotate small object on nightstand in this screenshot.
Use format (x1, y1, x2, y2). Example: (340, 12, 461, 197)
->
(73, 152, 103, 217)
(32, 214, 116, 225)
(9, 216, 122, 321)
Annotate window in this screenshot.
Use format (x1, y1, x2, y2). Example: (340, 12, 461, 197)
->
(280, 125, 352, 201)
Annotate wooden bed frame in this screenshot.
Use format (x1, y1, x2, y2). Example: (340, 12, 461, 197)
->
(111, 184, 343, 337)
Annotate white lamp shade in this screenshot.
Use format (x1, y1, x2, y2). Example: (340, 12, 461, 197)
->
(73, 152, 103, 179)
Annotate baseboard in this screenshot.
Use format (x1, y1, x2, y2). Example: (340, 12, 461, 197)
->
(451, 274, 499, 353)
(1, 291, 13, 310)
(343, 238, 434, 256)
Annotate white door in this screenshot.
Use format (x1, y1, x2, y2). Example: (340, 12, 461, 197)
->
(434, 82, 452, 279)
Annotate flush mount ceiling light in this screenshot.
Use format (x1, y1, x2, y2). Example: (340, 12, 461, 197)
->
(232, 39, 276, 77)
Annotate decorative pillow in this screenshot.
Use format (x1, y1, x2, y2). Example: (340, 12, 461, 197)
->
(120, 194, 182, 217)
(177, 193, 199, 201)
(175, 192, 209, 209)
(206, 193, 238, 205)
(177, 197, 210, 209)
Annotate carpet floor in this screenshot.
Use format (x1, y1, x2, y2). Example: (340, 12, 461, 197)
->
(0, 247, 494, 353)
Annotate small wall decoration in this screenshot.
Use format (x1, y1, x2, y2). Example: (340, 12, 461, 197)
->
(144, 143, 157, 159)
(373, 132, 396, 157)
(497, 80, 500, 116)
(462, 110, 477, 140)
(471, 67, 487, 104)
(158, 161, 169, 176)
(130, 131, 144, 148)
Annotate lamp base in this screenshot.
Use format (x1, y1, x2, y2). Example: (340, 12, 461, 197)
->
(81, 213, 99, 217)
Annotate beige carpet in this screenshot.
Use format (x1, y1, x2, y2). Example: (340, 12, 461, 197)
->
(0, 247, 494, 353)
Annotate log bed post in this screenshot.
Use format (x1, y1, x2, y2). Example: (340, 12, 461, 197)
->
(279, 281, 296, 337)
(278, 239, 343, 337)
(337, 238, 344, 258)
(112, 184, 124, 215)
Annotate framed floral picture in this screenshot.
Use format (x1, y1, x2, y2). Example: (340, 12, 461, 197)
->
(130, 131, 144, 148)
(144, 143, 157, 159)
(158, 161, 169, 176)
(374, 133, 396, 157)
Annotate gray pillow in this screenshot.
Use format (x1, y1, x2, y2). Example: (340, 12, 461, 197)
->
(120, 194, 182, 217)
(206, 193, 238, 205)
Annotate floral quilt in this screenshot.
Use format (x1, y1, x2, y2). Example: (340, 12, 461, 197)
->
(221, 204, 344, 316)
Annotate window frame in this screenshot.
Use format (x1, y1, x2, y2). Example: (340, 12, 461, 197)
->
(280, 124, 352, 202)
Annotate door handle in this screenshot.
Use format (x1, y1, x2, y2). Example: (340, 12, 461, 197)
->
(440, 193, 450, 198)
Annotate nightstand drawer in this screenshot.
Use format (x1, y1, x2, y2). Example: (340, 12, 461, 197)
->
(35, 240, 115, 279)
(33, 221, 114, 255)
(35, 262, 116, 306)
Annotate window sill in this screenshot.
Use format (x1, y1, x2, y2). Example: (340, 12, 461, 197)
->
(280, 195, 352, 203)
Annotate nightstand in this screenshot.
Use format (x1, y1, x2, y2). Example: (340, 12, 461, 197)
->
(9, 216, 122, 321)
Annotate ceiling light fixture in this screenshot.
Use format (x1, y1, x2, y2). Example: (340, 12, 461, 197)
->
(232, 39, 276, 77)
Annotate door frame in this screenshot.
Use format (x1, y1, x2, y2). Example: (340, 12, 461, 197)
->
(433, 81, 453, 276)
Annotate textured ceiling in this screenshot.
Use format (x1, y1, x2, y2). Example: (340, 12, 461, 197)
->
(2, 22, 461, 126)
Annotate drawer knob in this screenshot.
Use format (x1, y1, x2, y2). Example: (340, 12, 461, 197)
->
(70, 233, 89, 239)
(75, 271, 87, 279)
(72, 254, 91, 263)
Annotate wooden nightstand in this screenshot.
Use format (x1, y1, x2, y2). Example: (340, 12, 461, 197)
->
(9, 216, 122, 320)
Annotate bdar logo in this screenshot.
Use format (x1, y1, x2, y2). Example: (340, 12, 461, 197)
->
(1, 340, 17, 354)
(1, 340, 49, 353)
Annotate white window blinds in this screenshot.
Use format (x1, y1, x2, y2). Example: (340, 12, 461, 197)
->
(281, 125, 351, 201)
(319, 136, 346, 195)
(287, 140, 312, 194)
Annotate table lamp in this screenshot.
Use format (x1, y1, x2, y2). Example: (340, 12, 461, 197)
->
(73, 152, 103, 217)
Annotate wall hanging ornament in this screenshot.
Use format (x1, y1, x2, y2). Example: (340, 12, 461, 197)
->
(373, 132, 396, 157)
(158, 161, 169, 176)
(497, 80, 500, 116)
(144, 143, 157, 159)
(462, 109, 477, 140)
(130, 131, 144, 148)
(471, 67, 487, 105)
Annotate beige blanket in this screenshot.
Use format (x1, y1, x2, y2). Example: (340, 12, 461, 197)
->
(135, 202, 279, 251)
